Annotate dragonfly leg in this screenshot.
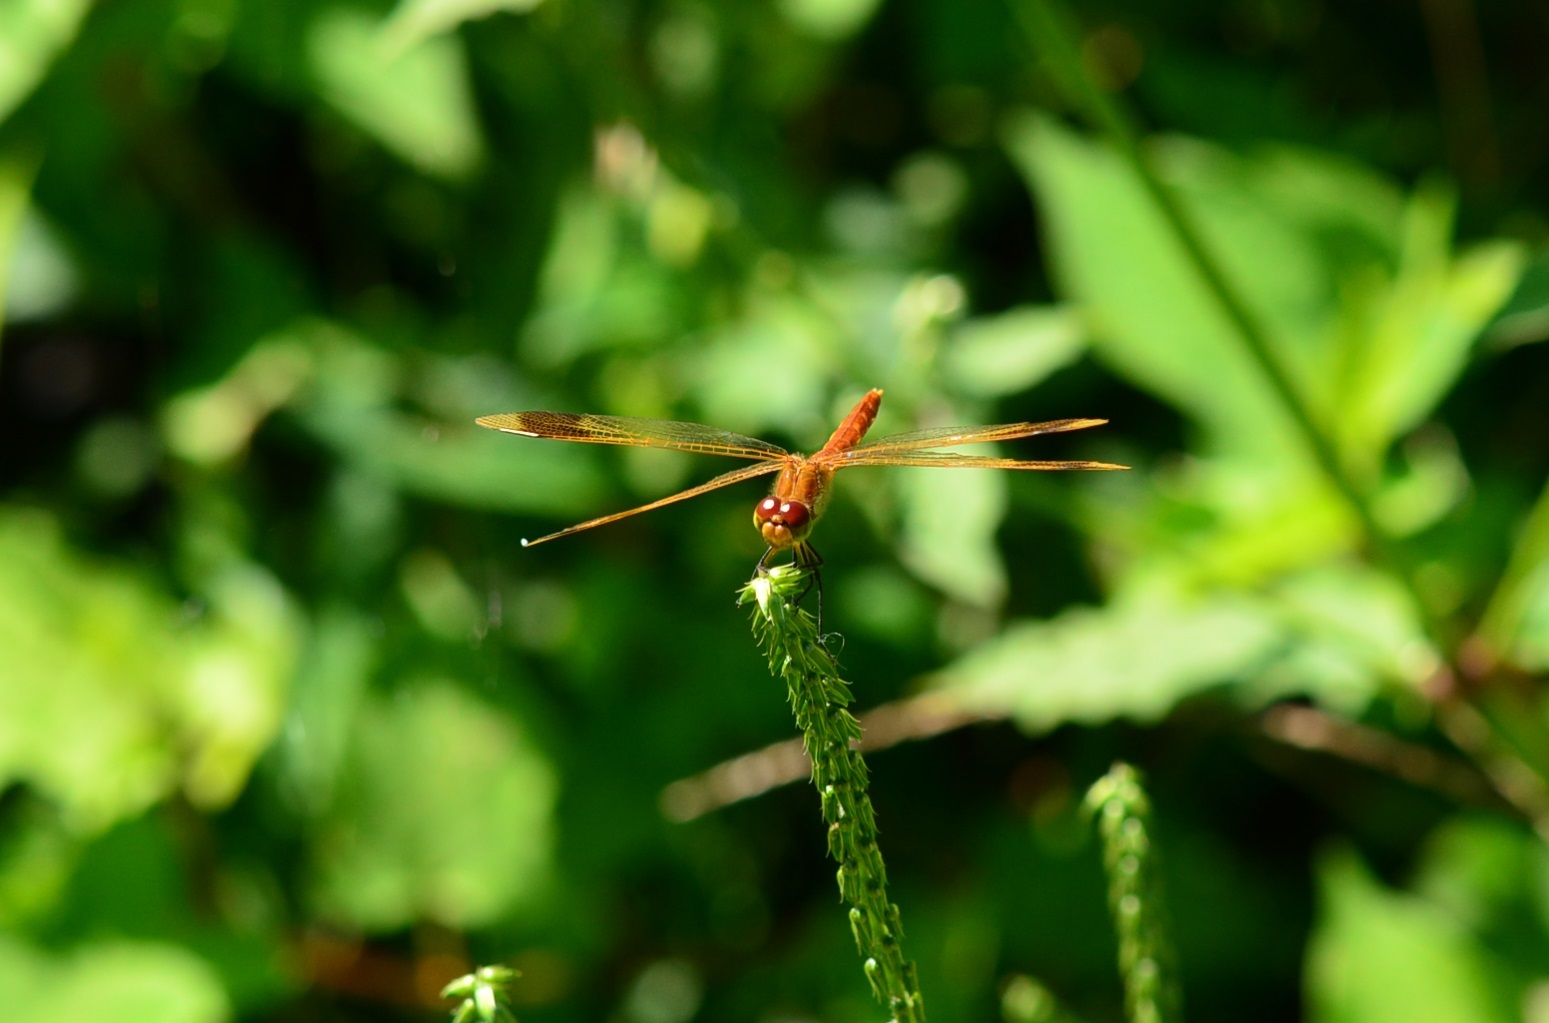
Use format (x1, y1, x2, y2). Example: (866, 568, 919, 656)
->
(792, 543, 826, 639)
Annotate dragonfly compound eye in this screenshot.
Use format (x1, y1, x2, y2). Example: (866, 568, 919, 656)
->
(753, 497, 813, 547)
(776, 501, 810, 530)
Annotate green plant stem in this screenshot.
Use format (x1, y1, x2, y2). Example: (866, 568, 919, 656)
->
(1013, 0, 1549, 838)
(1086, 764, 1180, 1023)
(740, 568, 926, 1023)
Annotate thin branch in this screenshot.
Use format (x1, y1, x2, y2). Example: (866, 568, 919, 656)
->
(660, 691, 993, 822)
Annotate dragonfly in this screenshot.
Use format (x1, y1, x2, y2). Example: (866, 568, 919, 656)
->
(477, 388, 1126, 571)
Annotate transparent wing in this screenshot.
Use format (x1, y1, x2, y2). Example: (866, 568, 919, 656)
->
(477, 411, 789, 461)
(824, 451, 1127, 470)
(833, 418, 1109, 460)
(520, 460, 788, 548)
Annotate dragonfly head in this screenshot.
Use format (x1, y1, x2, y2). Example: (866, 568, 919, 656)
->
(754, 497, 813, 549)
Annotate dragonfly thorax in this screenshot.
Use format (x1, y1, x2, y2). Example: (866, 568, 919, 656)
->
(754, 496, 813, 549)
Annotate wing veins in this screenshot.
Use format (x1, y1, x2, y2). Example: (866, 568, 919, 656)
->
(477, 412, 788, 461)
(521, 460, 788, 547)
(832, 452, 1127, 470)
(837, 418, 1108, 459)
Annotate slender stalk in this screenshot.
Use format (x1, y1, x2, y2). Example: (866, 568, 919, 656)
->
(740, 567, 926, 1023)
(1085, 764, 1181, 1023)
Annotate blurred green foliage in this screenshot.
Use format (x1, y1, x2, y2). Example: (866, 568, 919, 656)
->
(2, 0, 1549, 1021)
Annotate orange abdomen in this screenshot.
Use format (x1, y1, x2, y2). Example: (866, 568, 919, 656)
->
(818, 389, 883, 456)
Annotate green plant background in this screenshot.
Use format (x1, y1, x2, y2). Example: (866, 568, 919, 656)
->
(2, 0, 1548, 1021)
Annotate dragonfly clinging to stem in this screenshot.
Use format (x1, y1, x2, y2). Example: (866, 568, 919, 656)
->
(477, 388, 1126, 572)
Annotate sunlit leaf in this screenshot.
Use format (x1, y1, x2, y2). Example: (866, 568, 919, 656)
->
(1307, 848, 1517, 1023)
(1328, 185, 1524, 468)
(1007, 113, 1331, 467)
(940, 305, 1086, 398)
(0, 153, 39, 344)
(897, 465, 1008, 607)
(1510, 558, 1549, 674)
(382, 0, 542, 54)
(1008, 114, 1523, 476)
(4, 207, 76, 325)
(0, 937, 229, 1023)
(307, 8, 483, 180)
(310, 680, 557, 930)
(778, 0, 883, 41)
(934, 594, 1283, 730)
(0, 0, 90, 126)
(0, 509, 297, 830)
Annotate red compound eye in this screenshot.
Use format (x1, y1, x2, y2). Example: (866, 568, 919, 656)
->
(777, 501, 810, 529)
(754, 497, 780, 522)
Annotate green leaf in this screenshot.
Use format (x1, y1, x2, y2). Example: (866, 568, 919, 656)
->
(935, 593, 1283, 730)
(0, 0, 91, 126)
(1006, 113, 1335, 466)
(1487, 245, 1549, 349)
(381, 0, 542, 53)
(1327, 184, 1524, 468)
(307, 7, 483, 180)
(897, 464, 1008, 606)
(274, 606, 377, 816)
(4, 207, 78, 325)
(1006, 114, 1521, 475)
(0, 937, 229, 1023)
(777, 0, 884, 40)
(940, 305, 1087, 398)
(1307, 848, 1517, 1023)
(1508, 555, 1549, 673)
(310, 680, 557, 930)
(1412, 816, 1546, 938)
(0, 508, 298, 830)
(0, 153, 40, 344)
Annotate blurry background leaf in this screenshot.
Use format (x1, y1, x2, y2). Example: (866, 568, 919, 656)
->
(3, 208, 78, 325)
(0, 937, 230, 1023)
(0, 0, 90, 125)
(1007, 115, 1522, 477)
(0, 155, 39, 340)
(309, 679, 557, 931)
(940, 305, 1087, 398)
(898, 463, 1009, 607)
(381, 0, 543, 53)
(937, 593, 1285, 731)
(1306, 848, 1519, 1023)
(307, 7, 483, 180)
(0, 509, 296, 830)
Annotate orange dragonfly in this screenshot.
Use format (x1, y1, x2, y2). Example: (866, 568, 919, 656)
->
(477, 389, 1125, 568)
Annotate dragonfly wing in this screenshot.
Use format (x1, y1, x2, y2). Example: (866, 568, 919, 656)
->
(835, 418, 1108, 458)
(832, 451, 1127, 470)
(521, 460, 788, 548)
(478, 411, 789, 461)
